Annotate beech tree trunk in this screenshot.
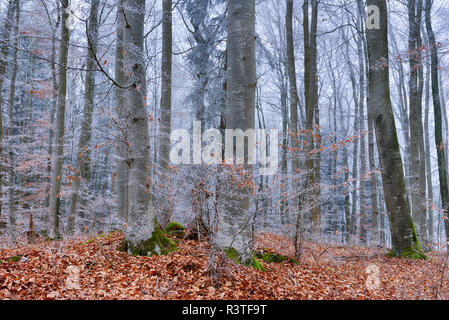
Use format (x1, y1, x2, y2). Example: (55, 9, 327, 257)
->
(158, 0, 173, 227)
(121, 0, 157, 254)
(408, 0, 427, 245)
(0, 0, 16, 230)
(6, 0, 19, 243)
(366, 0, 424, 257)
(303, 0, 320, 239)
(425, 0, 449, 241)
(114, 0, 129, 224)
(48, 0, 70, 239)
(68, 0, 100, 234)
(217, 0, 256, 263)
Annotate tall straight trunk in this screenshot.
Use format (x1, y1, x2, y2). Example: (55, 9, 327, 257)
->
(286, 0, 300, 228)
(121, 0, 157, 254)
(389, 27, 412, 190)
(6, 0, 19, 243)
(303, 0, 320, 239)
(115, 0, 129, 223)
(46, 14, 60, 210)
(280, 67, 289, 224)
(355, 11, 369, 243)
(367, 0, 424, 257)
(408, 0, 427, 244)
(158, 0, 172, 226)
(48, 0, 70, 239)
(286, 0, 300, 156)
(343, 31, 360, 241)
(425, 0, 449, 241)
(0, 0, 16, 229)
(368, 108, 379, 244)
(422, 25, 434, 244)
(68, 0, 100, 234)
(217, 0, 256, 263)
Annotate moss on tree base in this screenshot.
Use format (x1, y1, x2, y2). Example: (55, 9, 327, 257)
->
(224, 247, 266, 272)
(387, 244, 427, 260)
(120, 225, 178, 256)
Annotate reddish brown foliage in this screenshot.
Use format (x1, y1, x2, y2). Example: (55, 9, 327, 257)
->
(0, 232, 448, 300)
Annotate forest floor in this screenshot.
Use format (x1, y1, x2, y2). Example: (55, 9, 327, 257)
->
(0, 231, 448, 300)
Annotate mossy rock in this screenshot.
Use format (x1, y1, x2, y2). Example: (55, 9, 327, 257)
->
(164, 222, 185, 238)
(224, 247, 265, 272)
(120, 225, 178, 256)
(255, 251, 287, 263)
(249, 256, 266, 271)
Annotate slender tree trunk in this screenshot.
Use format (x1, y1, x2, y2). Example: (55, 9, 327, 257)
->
(367, 0, 424, 257)
(0, 0, 16, 230)
(48, 0, 70, 239)
(408, 0, 427, 245)
(355, 13, 369, 244)
(422, 25, 434, 245)
(115, 0, 129, 224)
(286, 0, 299, 226)
(280, 68, 289, 224)
(68, 0, 100, 234)
(343, 32, 360, 242)
(6, 0, 19, 243)
(158, 0, 173, 227)
(425, 0, 449, 241)
(303, 0, 320, 239)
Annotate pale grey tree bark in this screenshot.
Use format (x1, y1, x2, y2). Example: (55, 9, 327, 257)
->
(343, 30, 360, 241)
(114, 0, 129, 224)
(6, 0, 19, 243)
(303, 0, 320, 239)
(158, 0, 173, 227)
(0, 0, 16, 229)
(68, 0, 100, 234)
(407, 0, 427, 245)
(45, 3, 60, 212)
(425, 0, 449, 241)
(422, 25, 434, 244)
(121, 0, 157, 254)
(367, 0, 424, 257)
(286, 0, 300, 159)
(48, 0, 70, 239)
(217, 0, 256, 263)
(354, 11, 369, 243)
